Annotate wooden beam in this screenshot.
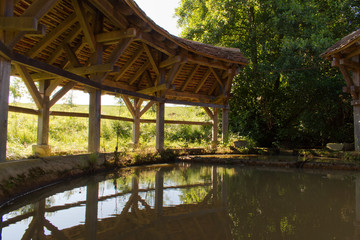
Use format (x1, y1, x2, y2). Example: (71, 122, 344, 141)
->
(49, 81, 77, 108)
(166, 62, 182, 88)
(212, 108, 219, 148)
(143, 43, 159, 75)
(210, 68, 224, 89)
(137, 83, 166, 95)
(115, 47, 144, 81)
(156, 102, 165, 151)
(96, 28, 136, 44)
(203, 107, 214, 119)
(166, 90, 215, 102)
(0, 17, 37, 31)
(339, 65, 357, 99)
(87, 0, 128, 29)
(187, 55, 228, 70)
(45, 79, 62, 96)
(140, 101, 154, 117)
(345, 48, 360, 60)
(129, 61, 150, 85)
(8, 105, 39, 115)
(72, 0, 96, 52)
(137, 32, 176, 56)
(195, 68, 212, 93)
(88, 89, 101, 152)
(340, 59, 360, 71)
(222, 108, 229, 142)
(15, 64, 43, 109)
(182, 64, 200, 91)
(160, 55, 182, 68)
(122, 95, 135, 117)
(107, 37, 133, 66)
(62, 43, 81, 67)
(27, 13, 77, 58)
(23, 24, 46, 37)
(66, 63, 119, 76)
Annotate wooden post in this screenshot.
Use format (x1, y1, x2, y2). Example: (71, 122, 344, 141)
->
(222, 108, 229, 143)
(212, 108, 219, 149)
(0, 57, 10, 162)
(88, 89, 101, 152)
(353, 58, 360, 151)
(33, 80, 51, 157)
(85, 179, 99, 240)
(0, 0, 13, 162)
(133, 98, 141, 148)
(156, 102, 165, 151)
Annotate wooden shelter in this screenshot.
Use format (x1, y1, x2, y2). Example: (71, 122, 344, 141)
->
(0, 0, 248, 161)
(322, 29, 360, 151)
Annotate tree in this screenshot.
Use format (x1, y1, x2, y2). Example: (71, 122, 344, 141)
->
(176, 0, 360, 147)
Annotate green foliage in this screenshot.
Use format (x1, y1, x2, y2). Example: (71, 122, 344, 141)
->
(176, 0, 360, 148)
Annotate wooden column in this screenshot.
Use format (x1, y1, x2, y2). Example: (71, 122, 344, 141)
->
(212, 108, 219, 149)
(156, 102, 165, 151)
(222, 108, 229, 143)
(88, 89, 101, 152)
(353, 58, 360, 151)
(0, 57, 10, 162)
(0, 0, 13, 162)
(33, 80, 51, 156)
(133, 98, 141, 148)
(85, 179, 99, 240)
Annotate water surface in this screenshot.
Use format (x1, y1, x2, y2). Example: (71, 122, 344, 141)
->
(1, 163, 359, 239)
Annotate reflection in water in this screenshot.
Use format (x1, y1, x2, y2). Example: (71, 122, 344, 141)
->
(0, 164, 360, 239)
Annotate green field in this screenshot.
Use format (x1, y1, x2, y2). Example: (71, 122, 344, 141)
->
(7, 102, 214, 160)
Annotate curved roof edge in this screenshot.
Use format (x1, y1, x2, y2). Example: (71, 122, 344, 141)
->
(321, 29, 360, 59)
(124, 0, 249, 65)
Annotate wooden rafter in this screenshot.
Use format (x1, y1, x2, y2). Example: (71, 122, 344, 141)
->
(210, 68, 224, 89)
(160, 55, 182, 68)
(195, 68, 212, 93)
(88, 0, 128, 29)
(72, 0, 96, 52)
(49, 81, 77, 108)
(0, 17, 38, 31)
(143, 43, 159, 75)
(66, 63, 119, 76)
(344, 48, 360, 60)
(137, 83, 166, 95)
(27, 13, 77, 58)
(115, 46, 144, 81)
(165, 62, 181, 89)
(15, 64, 43, 109)
(181, 64, 200, 91)
(129, 60, 150, 85)
(107, 37, 134, 66)
(62, 43, 81, 67)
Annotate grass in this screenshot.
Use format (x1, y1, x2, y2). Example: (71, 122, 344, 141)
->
(6, 102, 214, 160)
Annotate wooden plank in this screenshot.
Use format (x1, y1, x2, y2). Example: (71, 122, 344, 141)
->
(181, 64, 199, 91)
(49, 81, 77, 108)
(27, 13, 77, 58)
(160, 55, 182, 68)
(88, 0, 128, 29)
(129, 61, 150, 85)
(0, 17, 37, 31)
(0, 57, 11, 162)
(96, 28, 136, 44)
(8, 105, 39, 115)
(72, 0, 96, 52)
(137, 83, 166, 95)
(122, 95, 135, 117)
(107, 37, 133, 66)
(115, 47, 144, 81)
(143, 43, 159, 75)
(140, 101, 154, 117)
(195, 68, 212, 93)
(15, 64, 43, 109)
(45, 79, 62, 96)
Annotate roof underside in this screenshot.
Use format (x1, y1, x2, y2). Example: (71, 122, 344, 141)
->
(6, 0, 248, 107)
(321, 29, 360, 59)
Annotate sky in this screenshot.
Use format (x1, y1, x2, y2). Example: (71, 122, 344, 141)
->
(67, 0, 182, 105)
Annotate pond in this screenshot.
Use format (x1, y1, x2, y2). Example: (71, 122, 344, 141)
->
(0, 163, 359, 239)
